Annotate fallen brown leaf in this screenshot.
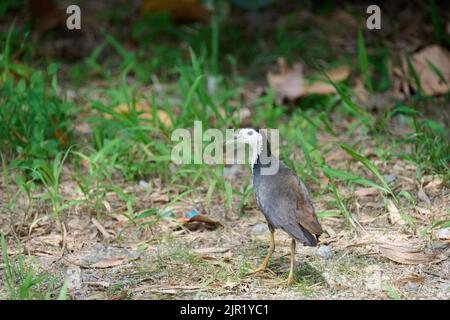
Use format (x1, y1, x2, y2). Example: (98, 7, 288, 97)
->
(133, 285, 207, 294)
(182, 213, 223, 231)
(394, 275, 425, 286)
(141, 0, 210, 22)
(355, 187, 379, 197)
(267, 58, 351, 102)
(223, 250, 233, 262)
(267, 58, 304, 102)
(30, 0, 64, 35)
(34, 234, 62, 247)
(378, 243, 445, 265)
(304, 64, 351, 95)
(423, 176, 444, 191)
(104, 102, 172, 128)
(192, 247, 231, 255)
(88, 257, 127, 269)
(407, 45, 450, 96)
(417, 188, 431, 206)
(150, 192, 169, 203)
(386, 199, 406, 226)
(91, 217, 113, 239)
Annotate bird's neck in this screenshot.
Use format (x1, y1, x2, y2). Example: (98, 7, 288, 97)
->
(252, 136, 272, 175)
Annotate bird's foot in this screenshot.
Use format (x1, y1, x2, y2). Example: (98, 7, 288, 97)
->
(245, 266, 267, 276)
(269, 276, 295, 286)
(246, 263, 277, 276)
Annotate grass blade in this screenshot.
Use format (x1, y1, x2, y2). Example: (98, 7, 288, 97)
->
(339, 144, 394, 197)
(57, 280, 68, 300)
(430, 0, 443, 44)
(224, 181, 233, 211)
(296, 127, 316, 179)
(1, 153, 8, 193)
(358, 29, 373, 92)
(330, 182, 356, 229)
(405, 52, 423, 95)
(322, 165, 389, 193)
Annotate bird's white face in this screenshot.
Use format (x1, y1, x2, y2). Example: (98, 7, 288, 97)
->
(234, 128, 262, 146)
(226, 128, 264, 169)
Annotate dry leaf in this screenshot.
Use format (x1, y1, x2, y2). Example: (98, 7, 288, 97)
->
(111, 213, 129, 223)
(304, 64, 351, 95)
(67, 217, 90, 230)
(235, 107, 252, 127)
(267, 58, 350, 102)
(182, 213, 223, 231)
(34, 234, 62, 247)
(394, 275, 425, 286)
(435, 228, 450, 240)
(423, 176, 444, 191)
(408, 45, 450, 96)
(88, 257, 127, 269)
(150, 192, 169, 203)
(141, 0, 210, 22)
(30, 0, 64, 35)
(104, 102, 172, 128)
(379, 244, 444, 265)
(387, 199, 405, 226)
(223, 250, 233, 262)
(267, 58, 304, 102)
(355, 187, 379, 197)
(91, 218, 113, 239)
(417, 188, 431, 206)
(267, 58, 350, 101)
(102, 200, 112, 213)
(323, 64, 351, 82)
(192, 247, 230, 255)
(133, 285, 205, 294)
(352, 79, 370, 104)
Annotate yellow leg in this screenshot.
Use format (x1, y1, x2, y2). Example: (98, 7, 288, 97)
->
(247, 227, 275, 275)
(272, 239, 296, 286)
(287, 239, 296, 284)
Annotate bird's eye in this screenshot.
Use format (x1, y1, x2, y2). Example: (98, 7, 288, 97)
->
(247, 131, 254, 136)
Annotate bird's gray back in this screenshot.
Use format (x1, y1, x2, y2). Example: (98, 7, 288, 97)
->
(253, 160, 322, 245)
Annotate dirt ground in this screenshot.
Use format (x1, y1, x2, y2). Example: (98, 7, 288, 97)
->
(1, 128, 448, 300)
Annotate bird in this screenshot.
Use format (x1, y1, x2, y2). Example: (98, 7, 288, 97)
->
(226, 128, 323, 285)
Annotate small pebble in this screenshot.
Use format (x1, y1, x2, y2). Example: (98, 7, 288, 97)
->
(439, 282, 450, 297)
(383, 174, 396, 184)
(427, 242, 449, 250)
(66, 266, 82, 291)
(316, 245, 333, 259)
(321, 271, 335, 287)
(435, 228, 450, 240)
(404, 281, 420, 292)
(251, 223, 269, 237)
(139, 180, 149, 189)
(364, 266, 383, 292)
(223, 165, 241, 180)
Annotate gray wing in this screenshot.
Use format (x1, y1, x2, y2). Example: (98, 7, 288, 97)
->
(254, 168, 322, 244)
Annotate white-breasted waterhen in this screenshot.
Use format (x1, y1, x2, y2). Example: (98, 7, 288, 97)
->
(226, 128, 323, 285)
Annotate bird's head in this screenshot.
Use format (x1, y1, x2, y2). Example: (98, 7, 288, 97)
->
(225, 128, 276, 173)
(225, 128, 265, 168)
(229, 128, 262, 147)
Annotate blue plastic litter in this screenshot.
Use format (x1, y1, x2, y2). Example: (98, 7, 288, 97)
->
(186, 210, 198, 219)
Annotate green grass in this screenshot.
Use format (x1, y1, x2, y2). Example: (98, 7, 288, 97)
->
(430, 0, 444, 45)
(357, 29, 373, 93)
(1, 10, 447, 219)
(1, 235, 67, 300)
(1, 3, 449, 298)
